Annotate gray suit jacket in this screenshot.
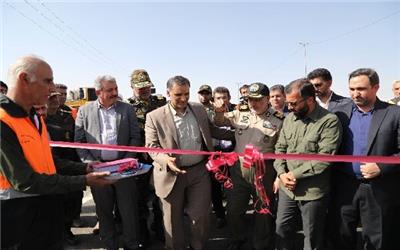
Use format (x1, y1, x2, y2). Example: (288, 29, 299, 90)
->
(74, 100, 141, 162)
(145, 102, 234, 198)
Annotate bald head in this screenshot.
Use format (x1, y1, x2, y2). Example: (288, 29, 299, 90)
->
(7, 55, 51, 88)
(393, 80, 400, 97)
(6, 55, 54, 112)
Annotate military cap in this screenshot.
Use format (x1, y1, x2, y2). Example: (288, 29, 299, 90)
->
(130, 69, 154, 88)
(248, 83, 269, 99)
(198, 84, 212, 94)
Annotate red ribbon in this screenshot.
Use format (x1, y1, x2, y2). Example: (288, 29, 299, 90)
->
(242, 145, 272, 215)
(50, 141, 400, 164)
(49, 141, 400, 214)
(206, 152, 238, 189)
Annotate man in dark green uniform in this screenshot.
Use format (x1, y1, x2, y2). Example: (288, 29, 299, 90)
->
(274, 78, 342, 250)
(127, 69, 166, 245)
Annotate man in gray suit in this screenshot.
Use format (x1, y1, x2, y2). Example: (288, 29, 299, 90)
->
(75, 75, 142, 250)
(307, 68, 350, 111)
(145, 75, 234, 250)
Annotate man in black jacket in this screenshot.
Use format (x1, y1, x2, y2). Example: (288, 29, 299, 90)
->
(329, 68, 400, 250)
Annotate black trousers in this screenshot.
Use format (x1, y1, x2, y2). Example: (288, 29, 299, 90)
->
(275, 190, 328, 250)
(209, 172, 226, 219)
(328, 173, 400, 250)
(1, 195, 64, 250)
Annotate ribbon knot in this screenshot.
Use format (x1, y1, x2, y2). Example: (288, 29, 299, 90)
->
(243, 144, 272, 215)
(206, 152, 238, 189)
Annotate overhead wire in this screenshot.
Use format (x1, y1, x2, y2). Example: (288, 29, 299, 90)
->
(22, 0, 111, 66)
(36, 0, 132, 73)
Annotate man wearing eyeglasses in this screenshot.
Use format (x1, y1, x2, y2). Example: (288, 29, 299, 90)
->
(308, 68, 350, 111)
(274, 78, 342, 250)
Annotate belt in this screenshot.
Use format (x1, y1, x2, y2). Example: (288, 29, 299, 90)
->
(358, 178, 370, 184)
(180, 158, 207, 170)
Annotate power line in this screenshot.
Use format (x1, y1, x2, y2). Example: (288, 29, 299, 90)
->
(5, 1, 103, 75)
(36, 0, 131, 73)
(311, 8, 400, 45)
(22, 0, 111, 66)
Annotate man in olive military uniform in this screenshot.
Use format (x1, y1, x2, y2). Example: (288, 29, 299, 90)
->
(214, 83, 284, 250)
(127, 69, 166, 244)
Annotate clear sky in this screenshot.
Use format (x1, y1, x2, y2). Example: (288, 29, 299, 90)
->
(1, 0, 399, 103)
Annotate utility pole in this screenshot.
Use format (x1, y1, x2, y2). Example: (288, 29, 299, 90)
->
(299, 42, 309, 77)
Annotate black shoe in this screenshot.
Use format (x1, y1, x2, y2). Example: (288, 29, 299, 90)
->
(227, 239, 245, 250)
(92, 221, 100, 235)
(64, 230, 79, 246)
(216, 217, 227, 229)
(72, 218, 84, 227)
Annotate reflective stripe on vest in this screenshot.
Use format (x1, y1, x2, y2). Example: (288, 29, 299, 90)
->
(0, 108, 56, 189)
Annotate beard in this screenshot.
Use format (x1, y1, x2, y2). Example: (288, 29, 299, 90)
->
(292, 104, 309, 119)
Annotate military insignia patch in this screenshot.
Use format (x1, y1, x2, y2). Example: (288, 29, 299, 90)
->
(240, 115, 249, 123)
(263, 120, 276, 129)
(249, 84, 259, 93)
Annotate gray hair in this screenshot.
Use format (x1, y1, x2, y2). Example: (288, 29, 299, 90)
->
(94, 75, 117, 90)
(166, 75, 190, 90)
(7, 55, 48, 88)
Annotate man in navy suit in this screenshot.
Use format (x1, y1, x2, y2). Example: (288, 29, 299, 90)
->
(308, 68, 350, 111)
(328, 68, 400, 250)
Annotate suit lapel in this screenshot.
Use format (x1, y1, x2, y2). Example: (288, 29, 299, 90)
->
(189, 103, 210, 150)
(367, 100, 388, 153)
(164, 105, 179, 147)
(115, 102, 122, 144)
(92, 102, 102, 143)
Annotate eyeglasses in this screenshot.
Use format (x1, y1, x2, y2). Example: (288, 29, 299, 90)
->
(285, 98, 305, 107)
(312, 83, 323, 88)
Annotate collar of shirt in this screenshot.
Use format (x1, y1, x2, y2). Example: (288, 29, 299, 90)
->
(169, 103, 189, 117)
(316, 91, 333, 108)
(352, 103, 375, 115)
(96, 99, 116, 110)
(293, 103, 323, 122)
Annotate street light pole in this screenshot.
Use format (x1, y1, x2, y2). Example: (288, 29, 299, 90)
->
(299, 42, 309, 77)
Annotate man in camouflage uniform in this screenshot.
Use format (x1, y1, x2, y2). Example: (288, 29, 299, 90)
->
(388, 80, 400, 105)
(236, 84, 250, 112)
(197, 84, 214, 120)
(214, 83, 284, 250)
(127, 69, 166, 244)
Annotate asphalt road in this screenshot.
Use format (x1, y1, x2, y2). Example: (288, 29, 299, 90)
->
(67, 190, 361, 250)
(66, 190, 277, 250)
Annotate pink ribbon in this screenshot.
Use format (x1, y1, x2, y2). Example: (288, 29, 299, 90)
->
(50, 141, 400, 214)
(206, 152, 238, 189)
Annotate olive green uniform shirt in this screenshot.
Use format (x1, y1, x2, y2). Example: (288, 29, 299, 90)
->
(274, 104, 342, 200)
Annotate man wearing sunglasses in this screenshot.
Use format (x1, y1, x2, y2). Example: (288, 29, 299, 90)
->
(307, 68, 350, 111)
(274, 78, 342, 250)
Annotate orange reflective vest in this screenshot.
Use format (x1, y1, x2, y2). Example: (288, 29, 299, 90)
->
(0, 108, 56, 189)
(70, 107, 78, 120)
